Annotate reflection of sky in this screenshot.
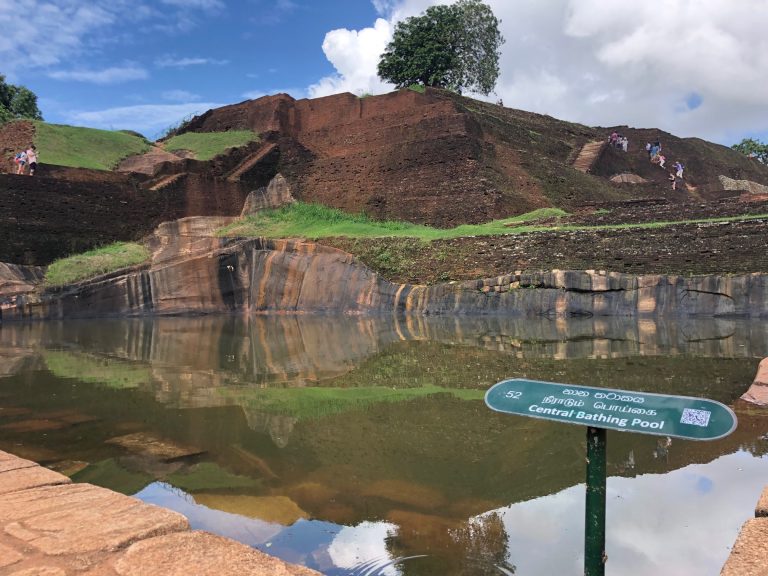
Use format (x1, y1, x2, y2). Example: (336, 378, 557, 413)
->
(493, 451, 767, 575)
(135, 451, 767, 575)
(135, 482, 402, 575)
(327, 522, 400, 576)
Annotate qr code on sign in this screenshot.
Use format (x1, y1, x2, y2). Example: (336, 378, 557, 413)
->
(680, 408, 711, 427)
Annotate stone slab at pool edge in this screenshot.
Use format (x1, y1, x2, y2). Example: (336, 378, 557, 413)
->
(0, 450, 319, 575)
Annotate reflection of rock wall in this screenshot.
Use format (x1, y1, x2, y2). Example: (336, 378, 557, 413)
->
(4, 239, 767, 322)
(3, 316, 767, 386)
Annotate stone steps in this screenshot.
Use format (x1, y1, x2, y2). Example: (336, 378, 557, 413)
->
(572, 140, 606, 173)
(147, 172, 186, 191)
(225, 142, 277, 182)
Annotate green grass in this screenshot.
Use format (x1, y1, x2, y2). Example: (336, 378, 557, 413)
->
(218, 201, 768, 243)
(219, 385, 484, 421)
(33, 121, 151, 170)
(44, 351, 150, 389)
(218, 203, 568, 240)
(163, 130, 260, 161)
(45, 242, 150, 286)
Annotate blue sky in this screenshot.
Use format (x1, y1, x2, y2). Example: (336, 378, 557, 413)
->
(2, 0, 767, 145)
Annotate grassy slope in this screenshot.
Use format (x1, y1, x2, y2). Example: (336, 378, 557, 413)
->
(162, 130, 260, 160)
(33, 121, 150, 170)
(45, 242, 150, 286)
(219, 202, 569, 240)
(218, 201, 768, 241)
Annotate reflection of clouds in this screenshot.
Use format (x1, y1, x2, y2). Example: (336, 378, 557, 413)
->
(328, 521, 399, 576)
(492, 451, 767, 575)
(135, 482, 283, 545)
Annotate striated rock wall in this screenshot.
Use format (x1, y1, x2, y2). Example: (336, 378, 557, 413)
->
(3, 237, 767, 322)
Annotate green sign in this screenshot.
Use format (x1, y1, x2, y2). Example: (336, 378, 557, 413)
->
(485, 379, 737, 441)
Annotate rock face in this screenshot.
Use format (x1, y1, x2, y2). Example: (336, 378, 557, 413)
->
(740, 357, 768, 406)
(2, 226, 767, 322)
(719, 174, 768, 196)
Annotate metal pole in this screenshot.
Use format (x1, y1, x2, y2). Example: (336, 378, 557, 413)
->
(585, 426, 607, 576)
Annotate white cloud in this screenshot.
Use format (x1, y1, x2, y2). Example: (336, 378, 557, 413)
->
(48, 65, 148, 84)
(66, 102, 222, 138)
(308, 0, 768, 144)
(328, 521, 399, 575)
(0, 0, 223, 79)
(494, 451, 767, 574)
(155, 55, 229, 68)
(161, 89, 201, 102)
(308, 18, 394, 98)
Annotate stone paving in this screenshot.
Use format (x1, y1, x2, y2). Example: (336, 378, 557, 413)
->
(721, 493, 768, 576)
(0, 450, 319, 576)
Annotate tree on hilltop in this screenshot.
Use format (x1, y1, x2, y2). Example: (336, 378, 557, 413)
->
(377, 0, 505, 96)
(731, 137, 768, 164)
(0, 75, 43, 123)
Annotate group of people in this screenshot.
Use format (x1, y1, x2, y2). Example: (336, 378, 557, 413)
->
(12, 145, 38, 176)
(608, 131, 628, 152)
(645, 140, 685, 190)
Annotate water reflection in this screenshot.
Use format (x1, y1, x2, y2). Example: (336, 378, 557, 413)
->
(0, 315, 766, 575)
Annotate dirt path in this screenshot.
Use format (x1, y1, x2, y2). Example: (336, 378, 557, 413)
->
(116, 144, 184, 175)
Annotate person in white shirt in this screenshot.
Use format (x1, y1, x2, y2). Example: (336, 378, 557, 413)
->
(25, 146, 37, 176)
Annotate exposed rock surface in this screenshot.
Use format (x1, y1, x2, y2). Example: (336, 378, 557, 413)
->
(719, 175, 768, 195)
(741, 357, 768, 406)
(2, 226, 766, 322)
(240, 172, 295, 216)
(757, 486, 768, 518)
(0, 450, 319, 575)
(0, 262, 44, 298)
(610, 173, 648, 184)
(721, 518, 768, 575)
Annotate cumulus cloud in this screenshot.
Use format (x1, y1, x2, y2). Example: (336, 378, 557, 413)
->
(65, 102, 222, 138)
(308, 18, 394, 98)
(309, 0, 768, 144)
(48, 65, 148, 84)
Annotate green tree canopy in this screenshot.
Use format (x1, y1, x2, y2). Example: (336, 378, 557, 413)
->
(731, 138, 768, 164)
(377, 0, 505, 96)
(0, 75, 43, 123)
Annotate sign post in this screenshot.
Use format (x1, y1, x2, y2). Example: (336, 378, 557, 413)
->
(485, 378, 737, 575)
(585, 426, 606, 576)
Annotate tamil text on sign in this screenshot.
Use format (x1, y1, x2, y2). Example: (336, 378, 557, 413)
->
(485, 379, 737, 441)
